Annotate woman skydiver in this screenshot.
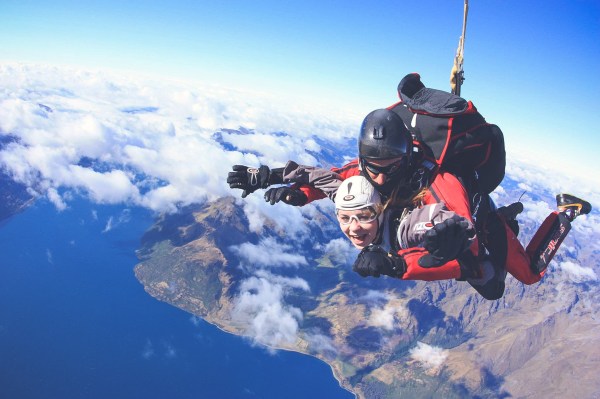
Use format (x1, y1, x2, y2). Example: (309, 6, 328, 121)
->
(333, 174, 477, 282)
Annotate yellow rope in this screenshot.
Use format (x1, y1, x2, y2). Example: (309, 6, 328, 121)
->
(450, 0, 469, 95)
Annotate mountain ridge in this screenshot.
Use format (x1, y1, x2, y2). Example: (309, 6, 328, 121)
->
(134, 187, 600, 398)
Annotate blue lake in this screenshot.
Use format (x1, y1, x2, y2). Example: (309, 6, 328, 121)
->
(0, 198, 354, 399)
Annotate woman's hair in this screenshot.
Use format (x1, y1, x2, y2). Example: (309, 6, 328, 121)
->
(371, 203, 385, 215)
(383, 186, 429, 211)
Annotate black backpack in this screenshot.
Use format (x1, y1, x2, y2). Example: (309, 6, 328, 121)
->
(389, 73, 506, 195)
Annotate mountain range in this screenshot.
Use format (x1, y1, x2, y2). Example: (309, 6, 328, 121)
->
(134, 129, 600, 399)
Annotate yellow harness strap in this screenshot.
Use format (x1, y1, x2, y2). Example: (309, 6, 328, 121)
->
(450, 0, 469, 96)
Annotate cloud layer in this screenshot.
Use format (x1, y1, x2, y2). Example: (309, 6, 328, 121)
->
(0, 62, 359, 213)
(231, 270, 309, 349)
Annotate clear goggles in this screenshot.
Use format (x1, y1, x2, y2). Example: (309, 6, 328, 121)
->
(336, 207, 379, 225)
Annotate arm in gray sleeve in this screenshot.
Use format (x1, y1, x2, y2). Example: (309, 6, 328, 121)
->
(281, 160, 343, 200)
(397, 203, 475, 249)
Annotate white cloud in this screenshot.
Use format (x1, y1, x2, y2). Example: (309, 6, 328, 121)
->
(559, 261, 598, 283)
(507, 157, 600, 213)
(229, 237, 308, 269)
(364, 294, 409, 331)
(101, 209, 131, 233)
(46, 187, 67, 211)
(0, 62, 357, 213)
(3, 62, 597, 221)
(571, 213, 600, 238)
(189, 315, 203, 327)
(409, 341, 448, 371)
(231, 270, 309, 349)
(524, 199, 554, 226)
(163, 342, 177, 359)
(142, 339, 155, 359)
(319, 238, 358, 266)
(359, 290, 390, 304)
(305, 332, 337, 357)
(46, 249, 54, 264)
(102, 216, 114, 233)
(239, 194, 313, 238)
(368, 306, 397, 331)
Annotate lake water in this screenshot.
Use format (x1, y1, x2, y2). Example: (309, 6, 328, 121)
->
(0, 198, 354, 399)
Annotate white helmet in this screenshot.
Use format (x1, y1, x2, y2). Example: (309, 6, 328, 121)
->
(334, 175, 382, 210)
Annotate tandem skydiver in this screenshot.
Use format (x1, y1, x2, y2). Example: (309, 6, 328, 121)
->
(227, 75, 592, 300)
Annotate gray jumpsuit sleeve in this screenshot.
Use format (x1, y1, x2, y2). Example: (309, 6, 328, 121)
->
(397, 202, 475, 249)
(281, 160, 343, 200)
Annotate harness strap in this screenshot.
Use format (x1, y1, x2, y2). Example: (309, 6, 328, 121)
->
(450, 0, 469, 95)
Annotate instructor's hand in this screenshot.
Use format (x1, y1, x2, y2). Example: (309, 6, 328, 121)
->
(264, 187, 307, 206)
(227, 165, 271, 198)
(419, 215, 473, 267)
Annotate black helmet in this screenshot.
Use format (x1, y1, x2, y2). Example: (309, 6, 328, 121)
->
(358, 109, 412, 161)
(358, 109, 415, 196)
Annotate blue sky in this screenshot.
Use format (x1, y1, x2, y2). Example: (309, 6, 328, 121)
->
(1, 0, 599, 180)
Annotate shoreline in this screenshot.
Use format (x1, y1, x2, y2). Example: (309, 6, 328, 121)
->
(200, 314, 359, 399)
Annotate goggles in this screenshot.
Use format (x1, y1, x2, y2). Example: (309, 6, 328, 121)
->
(336, 208, 379, 225)
(363, 158, 406, 177)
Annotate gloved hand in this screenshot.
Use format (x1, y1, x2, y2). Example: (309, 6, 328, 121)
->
(227, 165, 271, 198)
(352, 245, 406, 278)
(264, 186, 308, 206)
(419, 215, 473, 268)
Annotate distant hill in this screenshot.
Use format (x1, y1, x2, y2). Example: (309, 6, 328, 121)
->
(0, 137, 34, 223)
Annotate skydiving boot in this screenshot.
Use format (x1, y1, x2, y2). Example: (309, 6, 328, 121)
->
(556, 193, 592, 222)
(497, 201, 524, 236)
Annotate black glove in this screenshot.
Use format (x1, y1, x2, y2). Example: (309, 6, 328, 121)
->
(264, 187, 308, 206)
(352, 245, 406, 278)
(419, 215, 473, 268)
(227, 165, 271, 198)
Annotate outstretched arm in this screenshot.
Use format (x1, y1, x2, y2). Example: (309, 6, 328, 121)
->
(227, 160, 345, 203)
(264, 160, 348, 206)
(280, 161, 343, 200)
(271, 159, 361, 206)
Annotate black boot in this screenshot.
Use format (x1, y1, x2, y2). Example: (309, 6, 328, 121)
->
(556, 193, 592, 222)
(498, 201, 523, 236)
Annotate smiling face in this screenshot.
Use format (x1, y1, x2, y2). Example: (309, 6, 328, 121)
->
(336, 207, 380, 249)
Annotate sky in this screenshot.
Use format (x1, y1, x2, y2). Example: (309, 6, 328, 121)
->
(1, 0, 599, 181)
